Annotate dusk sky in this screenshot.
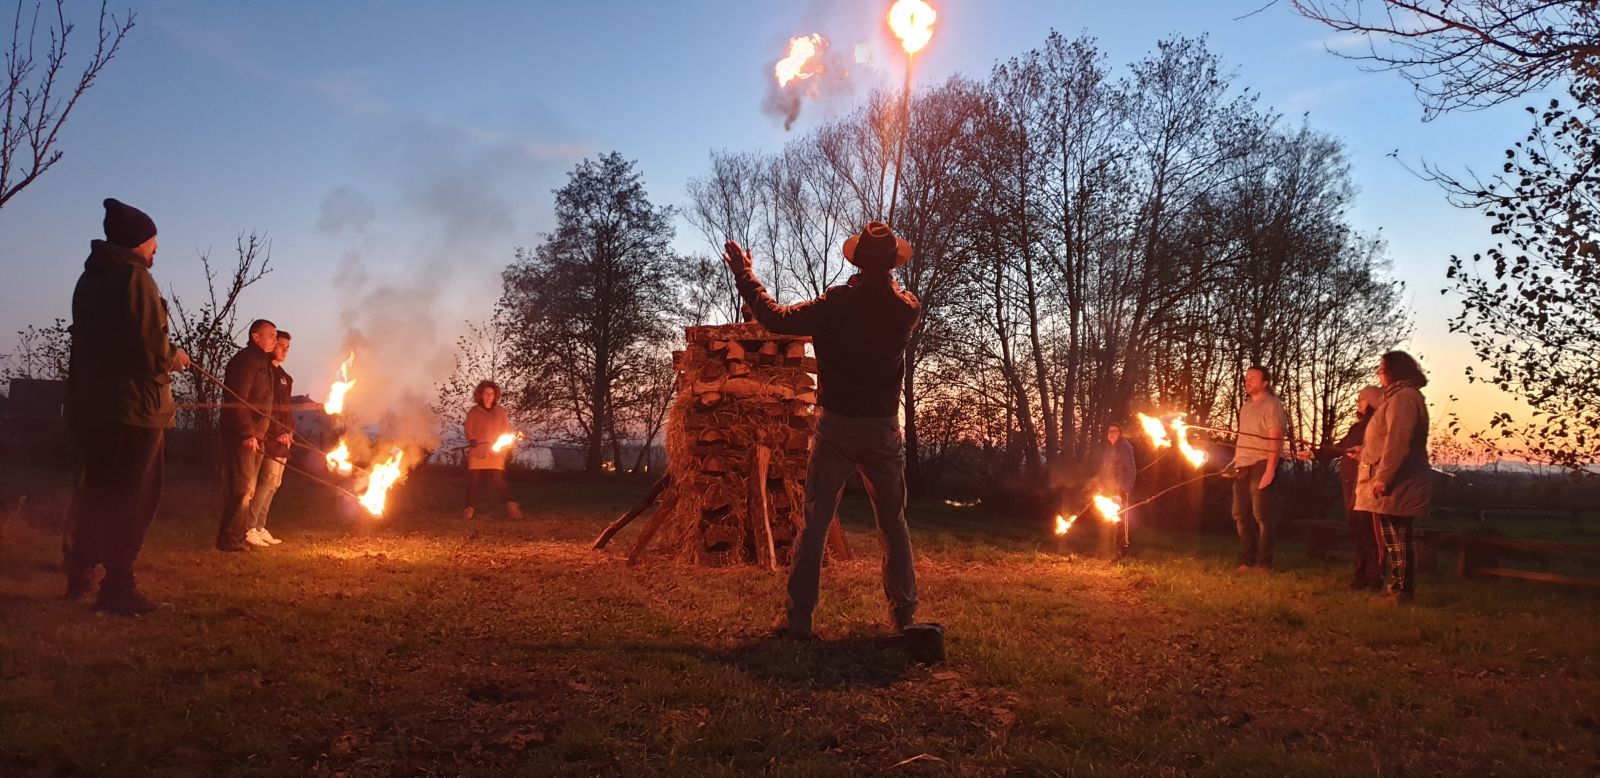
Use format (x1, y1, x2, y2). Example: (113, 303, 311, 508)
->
(0, 0, 1541, 432)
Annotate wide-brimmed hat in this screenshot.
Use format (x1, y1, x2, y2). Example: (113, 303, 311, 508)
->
(842, 221, 913, 270)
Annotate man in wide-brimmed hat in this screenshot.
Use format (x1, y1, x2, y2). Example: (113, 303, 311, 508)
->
(723, 221, 922, 640)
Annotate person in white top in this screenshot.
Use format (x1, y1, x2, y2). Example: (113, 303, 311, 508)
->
(1228, 365, 1288, 572)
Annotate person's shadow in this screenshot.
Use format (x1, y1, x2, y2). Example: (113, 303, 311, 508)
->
(508, 629, 921, 690)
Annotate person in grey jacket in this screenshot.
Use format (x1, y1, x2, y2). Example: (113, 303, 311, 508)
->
(1095, 422, 1137, 558)
(1354, 351, 1431, 603)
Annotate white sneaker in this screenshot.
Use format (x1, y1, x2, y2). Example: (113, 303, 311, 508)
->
(245, 529, 270, 547)
(260, 528, 283, 545)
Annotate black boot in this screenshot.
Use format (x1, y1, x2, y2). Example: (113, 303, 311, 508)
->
(94, 576, 159, 616)
(65, 566, 94, 600)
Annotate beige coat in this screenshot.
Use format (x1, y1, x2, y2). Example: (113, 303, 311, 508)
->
(464, 403, 512, 471)
(1353, 383, 1431, 517)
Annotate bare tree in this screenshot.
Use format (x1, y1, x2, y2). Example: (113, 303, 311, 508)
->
(1, 316, 68, 381)
(167, 232, 272, 465)
(1, 0, 134, 210)
(1291, 0, 1600, 118)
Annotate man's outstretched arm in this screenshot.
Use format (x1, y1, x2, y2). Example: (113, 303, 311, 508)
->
(723, 240, 829, 336)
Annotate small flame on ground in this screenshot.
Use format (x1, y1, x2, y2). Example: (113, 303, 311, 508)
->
(358, 448, 406, 517)
(888, 0, 937, 55)
(1138, 413, 1171, 449)
(776, 34, 826, 87)
(1171, 418, 1208, 468)
(490, 432, 520, 454)
(325, 438, 354, 476)
(1092, 494, 1122, 523)
(1054, 514, 1076, 536)
(324, 353, 357, 414)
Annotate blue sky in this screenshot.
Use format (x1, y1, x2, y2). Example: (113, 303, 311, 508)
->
(0, 0, 1539, 429)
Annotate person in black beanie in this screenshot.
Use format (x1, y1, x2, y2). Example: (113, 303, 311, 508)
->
(64, 198, 190, 614)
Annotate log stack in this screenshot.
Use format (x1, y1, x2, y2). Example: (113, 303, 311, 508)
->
(616, 321, 850, 567)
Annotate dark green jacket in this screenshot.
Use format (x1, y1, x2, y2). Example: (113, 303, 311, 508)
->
(67, 240, 184, 431)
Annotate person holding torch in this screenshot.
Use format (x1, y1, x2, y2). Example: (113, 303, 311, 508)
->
(724, 221, 923, 641)
(462, 380, 522, 520)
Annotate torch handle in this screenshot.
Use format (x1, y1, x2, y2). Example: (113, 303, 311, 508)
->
(886, 54, 915, 226)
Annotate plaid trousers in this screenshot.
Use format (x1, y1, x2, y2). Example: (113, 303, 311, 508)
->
(1376, 515, 1416, 596)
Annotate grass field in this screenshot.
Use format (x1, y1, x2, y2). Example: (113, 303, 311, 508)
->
(3, 465, 1599, 776)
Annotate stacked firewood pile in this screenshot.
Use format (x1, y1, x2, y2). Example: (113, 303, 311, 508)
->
(595, 322, 851, 567)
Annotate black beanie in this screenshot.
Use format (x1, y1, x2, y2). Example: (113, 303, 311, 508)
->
(103, 198, 157, 249)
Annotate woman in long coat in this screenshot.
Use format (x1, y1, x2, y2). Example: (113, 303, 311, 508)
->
(1354, 351, 1431, 602)
(463, 380, 522, 520)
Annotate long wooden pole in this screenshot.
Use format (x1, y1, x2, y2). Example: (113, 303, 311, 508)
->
(886, 53, 915, 226)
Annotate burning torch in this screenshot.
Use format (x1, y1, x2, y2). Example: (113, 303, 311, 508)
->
(885, 0, 937, 226)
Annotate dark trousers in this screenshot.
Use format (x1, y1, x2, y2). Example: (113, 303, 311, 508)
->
(466, 468, 510, 507)
(1377, 515, 1416, 595)
(219, 440, 263, 548)
(65, 424, 165, 592)
(786, 412, 918, 633)
(1231, 461, 1280, 568)
(1348, 508, 1383, 588)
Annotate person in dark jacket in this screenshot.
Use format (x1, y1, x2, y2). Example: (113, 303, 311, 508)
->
(724, 221, 922, 640)
(64, 198, 191, 614)
(1095, 422, 1137, 559)
(1299, 385, 1385, 589)
(1355, 352, 1432, 604)
(245, 330, 294, 546)
(217, 319, 278, 552)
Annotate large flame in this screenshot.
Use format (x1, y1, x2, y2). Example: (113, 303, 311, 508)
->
(1092, 494, 1123, 523)
(490, 432, 520, 454)
(325, 438, 354, 476)
(1171, 418, 1208, 468)
(1054, 514, 1076, 536)
(776, 34, 826, 87)
(887, 0, 937, 55)
(1138, 413, 1171, 449)
(324, 353, 357, 414)
(357, 447, 406, 517)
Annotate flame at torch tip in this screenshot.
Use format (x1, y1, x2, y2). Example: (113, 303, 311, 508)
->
(1171, 418, 1208, 468)
(490, 432, 520, 454)
(324, 352, 357, 414)
(1054, 514, 1076, 536)
(1138, 412, 1171, 449)
(325, 438, 354, 476)
(358, 448, 406, 517)
(775, 34, 826, 87)
(1092, 494, 1122, 523)
(888, 0, 937, 55)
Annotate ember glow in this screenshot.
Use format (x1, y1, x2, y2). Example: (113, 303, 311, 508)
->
(775, 34, 826, 87)
(887, 0, 937, 55)
(1171, 418, 1208, 468)
(1092, 494, 1122, 523)
(1138, 413, 1171, 449)
(324, 353, 357, 414)
(325, 438, 354, 476)
(490, 432, 520, 454)
(1054, 514, 1076, 536)
(357, 447, 406, 517)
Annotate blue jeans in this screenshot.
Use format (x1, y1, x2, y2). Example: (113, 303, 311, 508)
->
(785, 411, 918, 633)
(249, 456, 286, 531)
(1231, 461, 1280, 568)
